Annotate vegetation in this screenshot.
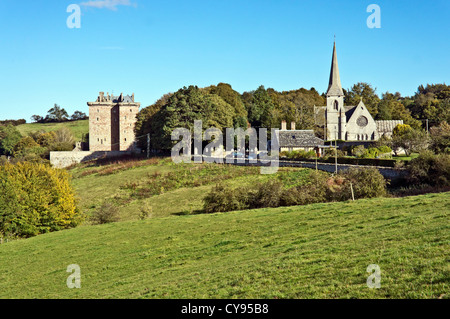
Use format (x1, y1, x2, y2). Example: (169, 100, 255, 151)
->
(203, 168, 387, 214)
(0, 192, 447, 298)
(90, 202, 120, 225)
(16, 119, 88, 142)
(407, 151, 450, 187)
(0, 162, 84, 239)
(31, 104, 88, 123)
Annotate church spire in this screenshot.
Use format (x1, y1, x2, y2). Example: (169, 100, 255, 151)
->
(326, 42, 344, 97)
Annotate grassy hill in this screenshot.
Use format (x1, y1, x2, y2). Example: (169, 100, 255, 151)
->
(0, 191, 448, 299)
(69, 159, 320, 221)
(16, 120, 89, 141)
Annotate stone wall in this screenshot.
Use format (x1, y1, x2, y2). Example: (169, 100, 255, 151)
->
(50, 151, 132, 169)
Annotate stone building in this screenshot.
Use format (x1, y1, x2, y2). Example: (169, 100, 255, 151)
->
(87, 92, 140, 151)
(275, 120, 326, 156)
(316, 42, 402, 141)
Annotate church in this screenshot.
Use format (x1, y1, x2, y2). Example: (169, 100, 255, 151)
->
(318, 42, 402, 141)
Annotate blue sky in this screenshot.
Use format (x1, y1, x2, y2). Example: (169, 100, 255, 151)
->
(0, 0, 449, 120)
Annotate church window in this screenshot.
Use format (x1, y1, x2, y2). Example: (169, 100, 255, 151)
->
(357, 116, 368, 127)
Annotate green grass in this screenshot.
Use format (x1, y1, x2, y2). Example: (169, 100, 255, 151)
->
(0, 192, 448, 298)
(16, 120, 89, 141)
(70, 159, 316, 221)
(393, 153, 420, 161)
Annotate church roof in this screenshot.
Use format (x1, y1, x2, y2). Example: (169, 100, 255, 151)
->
(376, 120, 404, 134)
(326, 42, 344, 97)
(344, 105, 357, 121)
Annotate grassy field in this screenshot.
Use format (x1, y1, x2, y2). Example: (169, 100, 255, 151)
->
(70, 158, 320, 221)
(0, 191, 448, 299)
(16, 120, 89, 141)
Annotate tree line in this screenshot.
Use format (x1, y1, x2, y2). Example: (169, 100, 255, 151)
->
(135, 82, 450, 151)
(31, 104, 88, 123)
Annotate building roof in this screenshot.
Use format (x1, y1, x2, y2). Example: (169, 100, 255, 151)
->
(376, 120, 404, 134)
(111, 94, 134, 103)
(326, 42, 344, 97)
(276, 130, 325, 147)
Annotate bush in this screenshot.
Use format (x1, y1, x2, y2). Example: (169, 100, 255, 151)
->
(91, 202, 120, 224)
(202, 169, 387, 214)
(0, 162, 83, 238)
(351, 145, 366, 157)
(407, 151, 450, 186)
(203, 184, 249, 214)
(249, 180, 284, 208)
(341, 167, 388, 199)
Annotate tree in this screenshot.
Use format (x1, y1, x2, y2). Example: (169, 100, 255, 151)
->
(70, 111, 88, 121)
(144, 86, 235, 151)
(246, 85, 275, 129)
(409, 84, 450, 126)
(13, 136, 41, 158)
(50, 127, 76, 151)
(0, 162, 83, 238)
(46, 104, 69, 122)
(429, 121, 450, 154)
(344, 82, 380, 117)
(31, 115, 43, 123)
(206, 83, 248, 121)
(391, 126, 428, 156)
(377, 92, 421, 129)
(0, 125, 22, 156)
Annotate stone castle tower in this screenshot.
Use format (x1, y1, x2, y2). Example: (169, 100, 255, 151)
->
(87, 92, 140, 152)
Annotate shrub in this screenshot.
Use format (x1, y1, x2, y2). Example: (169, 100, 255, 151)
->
(407, 151, 450, 186)
(249, 180, 284, 208)
(91, 202, 120, 224)
(341, 167, 387, 199)
(0, 162, 83, 238)
(203, 184, 249, 214)
(378, 145, 392, 154)
(351, 145, 365, 157)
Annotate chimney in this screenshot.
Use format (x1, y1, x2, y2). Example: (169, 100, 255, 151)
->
(132, 93, 135, 102)
(99, 92, 104, 102)
(291, 121, 296, 130)
(281, 120, 287, 130)
(120, 93, 123, 102)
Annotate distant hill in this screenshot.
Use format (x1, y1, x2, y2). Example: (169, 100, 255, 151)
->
(16, 120, 89, 141)
(0, 190, 448, 298)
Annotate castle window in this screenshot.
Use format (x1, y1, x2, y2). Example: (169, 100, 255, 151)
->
(97, 118, 99, 121)
(130, 109, 132, 112)
(124, 138, 127, 142)
(334, 100, 339, 110)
